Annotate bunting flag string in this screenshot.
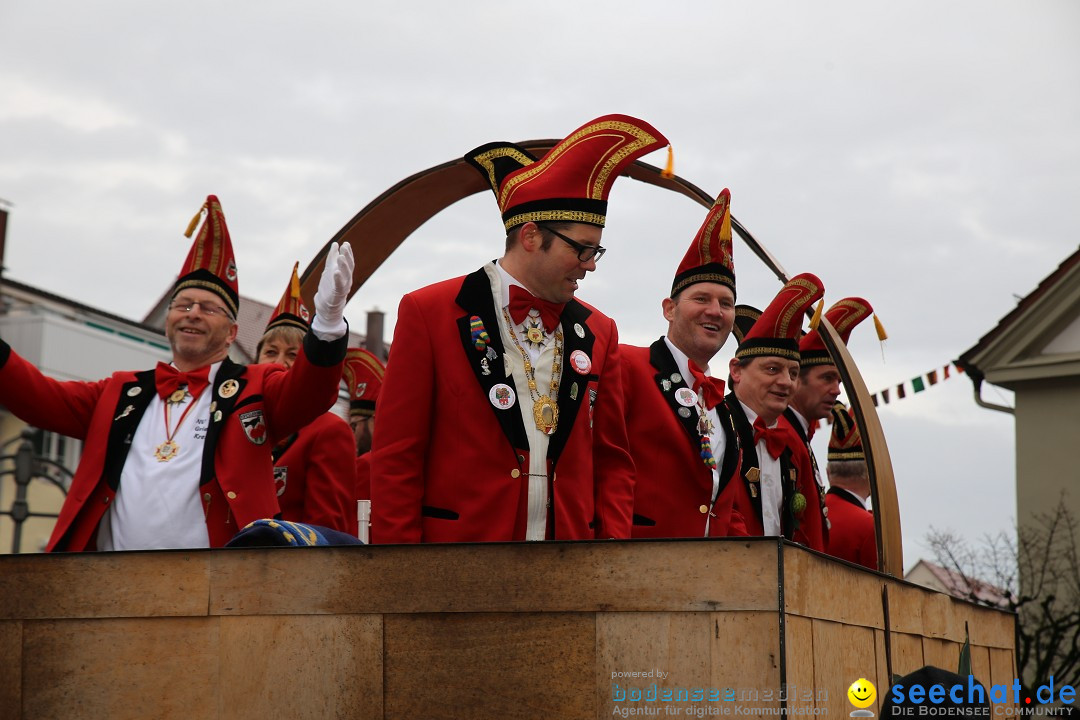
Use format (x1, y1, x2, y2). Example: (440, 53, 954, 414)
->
(869, 362, 965, 407)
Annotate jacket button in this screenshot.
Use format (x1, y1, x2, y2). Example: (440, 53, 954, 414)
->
(203, 493, 212, 503)
(227, 491, 237, 499)
(102, 496, 110, 504)
(510, 469, 521, 479)
(517, 454, 525, 464)
(699, 505, 708, 514)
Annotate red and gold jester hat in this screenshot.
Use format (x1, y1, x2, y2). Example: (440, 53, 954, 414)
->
(342, 348, 386, 418)
(735, 273, 825, 362)
(798, 297, 886, 367)
(827, 402, 864, 463)
(177, 194, 239, 318)
(465, 114, 669, 231)
(264, 262, 312, 333)
(671, 188, 735, 299)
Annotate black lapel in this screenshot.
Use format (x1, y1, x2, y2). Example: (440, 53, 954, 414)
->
(784, 407, 809, 444)
(200, 359, 249, 487)
(725, 392, 763, 525)
(780, 447, 797, 540)
(714, 404, 742, 499)
(647, 338, 700, 451)
(547, 298, 595, 465)
(103, 370, 157, 490)
(454, 267, 528, 451)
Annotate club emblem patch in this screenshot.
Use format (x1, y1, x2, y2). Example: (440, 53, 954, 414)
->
(239, 409, 267, 445)
(273, 467, 288, 496)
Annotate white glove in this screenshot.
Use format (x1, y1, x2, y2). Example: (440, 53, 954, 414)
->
(310, 241, 354, 341)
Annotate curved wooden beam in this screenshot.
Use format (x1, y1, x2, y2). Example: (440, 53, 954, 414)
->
(304, 143, 902, 575)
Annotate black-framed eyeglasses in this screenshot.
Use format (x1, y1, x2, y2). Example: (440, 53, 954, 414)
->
(169, 299, 233, 319)
(538, 224, 606, 263)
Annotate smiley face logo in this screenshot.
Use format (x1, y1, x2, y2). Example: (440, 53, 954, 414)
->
(847, 678, 877, 709)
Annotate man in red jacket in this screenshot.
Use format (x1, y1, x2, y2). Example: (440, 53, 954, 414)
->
(726, 273, 827, 551)
(621, 189, 750, 538)
(782, 297, 881, 547)
(0, 195, 353, 550)
(824, 402, 877, 569)
(257, 263, 357, 535)
(370, 114, 668, 543)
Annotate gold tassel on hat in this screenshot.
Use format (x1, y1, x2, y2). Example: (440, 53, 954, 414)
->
(660, 145, 675, 179)
(289, 261, 301, 299)
(808, 299, 825, 330)
(184, 202, 207, 238)
(873, 313, 888, 342)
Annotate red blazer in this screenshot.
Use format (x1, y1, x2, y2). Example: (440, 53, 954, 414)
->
(621, 340, 748, 538)
(273, 412, 357, 535)
(369, 267, 635, 543)
(0, 333, 346, 551)
(825, 488, 877, 570)
(725, 394, 825, 551)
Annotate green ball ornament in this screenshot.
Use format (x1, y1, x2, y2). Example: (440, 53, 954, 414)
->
(791, 492, 807, 515)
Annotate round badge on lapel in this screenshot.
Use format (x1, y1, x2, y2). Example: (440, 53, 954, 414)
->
(219, 379, 239, 399)
(675, 388, 698, 407)
(573, 323, 585, 338)
(670, 372, 683, 384)
(678, 407, 692, 418)
(489, 383, 516, 410)
(127, 387, 142, 397)
(570, 350, 592, 375)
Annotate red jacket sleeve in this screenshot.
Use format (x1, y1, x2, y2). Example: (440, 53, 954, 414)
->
(589, 321, 636, 539)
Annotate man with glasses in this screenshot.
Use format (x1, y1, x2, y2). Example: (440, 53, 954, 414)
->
(621, 190, 752, 539)
(370, 115, 668, 543)
(0, 195, 354, 550)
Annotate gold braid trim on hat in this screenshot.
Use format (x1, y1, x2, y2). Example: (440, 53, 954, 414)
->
(734, 345, 800, 361)
(471, 147, 537, 195)
(498, 120, 659, 209)
(798, 354, 836, 368)
(778, 277, 822, 337)
(671, 272, 735, 297)
(830, 299, 872, 335)
(174, 278, 238, 317)
(828, 451, 865, 461)
(503, 209, 607, 231)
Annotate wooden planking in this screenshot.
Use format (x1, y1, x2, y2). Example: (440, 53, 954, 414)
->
(887, 632, 926, 679)
(783, 546, 886, 628)
(21, 617, 218, 719)
(989, 647, 1019, 708)
(874, 629, 889, 699)
(785, 614, 817, 712)
(921, 636, 962, 672)
(810, 619, 880, 717)
(887, 579, 1015, 648)
(210, 540, 781, 616)
(383, 612, 594, 720)
(0, 621, 21, 720)
(0, 552, 210, 620)
(219, 614, 382, 720)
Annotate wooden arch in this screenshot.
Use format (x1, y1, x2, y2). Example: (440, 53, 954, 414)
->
(299, 141, 903, 575)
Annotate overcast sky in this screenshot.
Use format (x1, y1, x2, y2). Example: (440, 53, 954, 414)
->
(1, 1, 1077, 568)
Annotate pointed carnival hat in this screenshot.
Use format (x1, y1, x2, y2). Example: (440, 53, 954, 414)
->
(798, 297, 886, 367)
(465, 114, 669, 231)
(732, 304, 762, 347)
(734, 273, 825, 362)
(342, 348, 386, 418)
(827, 401, 864, 463)
(671, 188, 736, 298)
(264, 262, 312, 333)
(176, 194, 239, 318)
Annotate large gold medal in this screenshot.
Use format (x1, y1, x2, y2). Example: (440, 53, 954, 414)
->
(533, 395, 559, 435)
(154, 440, 179, 462)
(526, 326, 545, 345)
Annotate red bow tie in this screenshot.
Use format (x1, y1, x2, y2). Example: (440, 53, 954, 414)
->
(155, 362, 211, 400)
(688, 360, 725, 410)
(508, 285, 565, 333)
(753, 416, 789, 460)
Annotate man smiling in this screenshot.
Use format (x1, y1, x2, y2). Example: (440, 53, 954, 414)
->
(371, 114, 668, 543)
(0, 195, 353, 550)
(726, 273, 827, 550)
(622, 190, 750, 538)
